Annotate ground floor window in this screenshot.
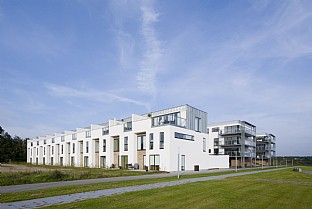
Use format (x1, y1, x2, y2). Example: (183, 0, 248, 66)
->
(43, 157, 45, 165)
(51, 157, 54, 165)
(149, 155, 160, 171)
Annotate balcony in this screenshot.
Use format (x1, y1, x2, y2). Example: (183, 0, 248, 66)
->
(245, 140, 256, 147)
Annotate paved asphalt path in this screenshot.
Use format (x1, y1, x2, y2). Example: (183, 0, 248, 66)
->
(0, 168, 285, 209)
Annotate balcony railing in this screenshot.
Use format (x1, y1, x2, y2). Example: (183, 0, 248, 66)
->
(220, 127, 256, 136)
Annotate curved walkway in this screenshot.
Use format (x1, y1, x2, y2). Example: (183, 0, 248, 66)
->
(0, 168, 285, 209)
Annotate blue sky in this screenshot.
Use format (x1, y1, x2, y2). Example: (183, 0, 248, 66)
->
(0, 0, 311, 156)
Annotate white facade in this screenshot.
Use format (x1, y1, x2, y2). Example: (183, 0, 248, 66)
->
(27, 105, 229, 172)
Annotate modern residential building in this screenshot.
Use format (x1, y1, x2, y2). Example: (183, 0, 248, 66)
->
(27, 105, 229, 172)
(256, 133, 276, 166)
(208, 120, 257, 168)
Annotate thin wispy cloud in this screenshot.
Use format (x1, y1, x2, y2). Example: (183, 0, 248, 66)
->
(136, 1, 162, 98)
(46, 83, 150, 110)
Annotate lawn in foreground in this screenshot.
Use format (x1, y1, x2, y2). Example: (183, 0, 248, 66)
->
(0, 168, 275, 203)
(44, 168, 312, 209)
(0, 163, 162, 186)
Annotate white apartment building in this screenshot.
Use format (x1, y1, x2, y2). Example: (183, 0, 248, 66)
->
(256, 133, 276, 166)
(208, 120, 257, 168)
(27, 105, 229, 172)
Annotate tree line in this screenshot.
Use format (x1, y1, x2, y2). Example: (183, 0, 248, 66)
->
(0, 126, 27, 163)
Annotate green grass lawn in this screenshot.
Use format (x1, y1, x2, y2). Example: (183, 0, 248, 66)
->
(0, 168, 275, 203)
(42, 167, 312, 209)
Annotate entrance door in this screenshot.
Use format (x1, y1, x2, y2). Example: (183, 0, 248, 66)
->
(100, 156, 106, 168)
(121, 155, 128, 169)
(181, 155, 185, 171)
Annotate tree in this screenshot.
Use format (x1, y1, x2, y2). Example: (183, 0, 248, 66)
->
(0, 126, 27, 163)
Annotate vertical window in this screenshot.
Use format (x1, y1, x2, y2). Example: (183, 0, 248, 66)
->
(103, 139, 106, 152)
(149, 133, 154, 150)
(36, 148, 38, 155)
(73, 143, 75, 154)
(102, 127, 109, 135)
(61, 136, 65, 142)
(160, 132, 164, 149)
(72, 133, 77, 140)
(86, 141, 89, 153)
(209, 149, 211, 154)
(149, 155, 160, 170)
(52, 146, 54, 155)
(44, 147, 46, 155)
(195, 117, 201, 132)
(137, 135, 146, 150)
(124, 137, 128, 151)
(203, 138, 206, 152)
(86, 130, 91, 138)
(61, 145, 64, 154)
(114, 138, 119, 152)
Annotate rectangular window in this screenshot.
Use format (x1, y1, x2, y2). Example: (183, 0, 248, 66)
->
(137, 135, 146, 150)
(203, 138, 206, 152)
(86, 141, 89, 153)
(212, 127, 219, 132)
(214, 138, 219, 146)
(102, 127, 109, 135)
(37, 141, 39, 146)
(149, 155, 160, 170)
(52, 146, 54, 155)
(52, 138, 55, 143)
(86, 130, 91, 138)
(72, 143, 75, 154)
(114, 138, 119, 152)
(43, 147, 46, 155)
(61, 136, 65, 142)
(72, 133, 77, 140)
(61, 145, 64, 154)
(195, 117, 201, 132)
(51, 157, 53, 165)
(124, 122, 132, 132)
(36, 148, 38, 155)
(149, 133, 154, 150)
(44, 140, 46, 144)
(31, 142, 33, 146)
(103, 139, 106, 152)
(124, 137, 128, 151)
(209, 149, 211, 154)
(174, 132, 194, 141)
(160, 132, 164, 149)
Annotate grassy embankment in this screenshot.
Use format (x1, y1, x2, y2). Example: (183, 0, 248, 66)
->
(0, 163, 162, 186)
(43, 167, 312, 209)
(0, 167, 277, 203)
